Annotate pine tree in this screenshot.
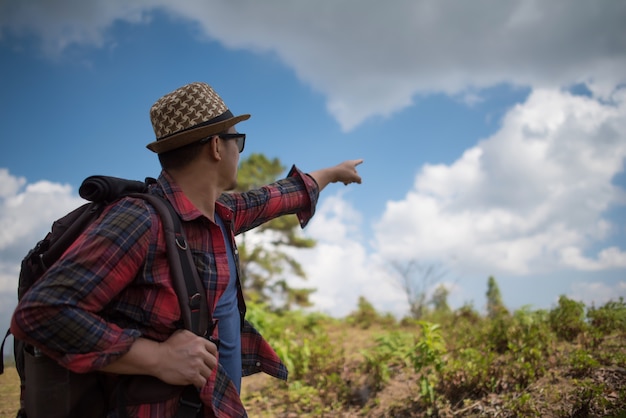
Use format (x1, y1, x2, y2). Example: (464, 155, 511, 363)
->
(234, 153, 316, 309)
(486, 275, 508, 318)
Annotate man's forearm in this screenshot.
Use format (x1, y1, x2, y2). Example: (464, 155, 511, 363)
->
(99, 337, 161, 376)
(309, 167, 336, 191)
(99, 330, 218, 388)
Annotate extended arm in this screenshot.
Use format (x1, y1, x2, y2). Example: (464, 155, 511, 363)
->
(222, 159, 363, 234)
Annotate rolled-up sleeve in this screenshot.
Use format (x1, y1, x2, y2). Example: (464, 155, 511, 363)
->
(219, 165, 320, 235)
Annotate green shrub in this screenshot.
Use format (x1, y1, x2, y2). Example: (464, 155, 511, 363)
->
(486, 312, 512, 354)
(361, 322, 447, 414)
(347, 296, 393, 329)
(484, 307, 555, 390)
(549, 295, 587, 341)
(568, 349, 600, 378)
(587, 297, 626, 334)
(444, 306, 488, 352)
(439, 347, 496, 403)
(240, 294, 626, 417)
(244, 301, 351, 412)
(454, 303, 483, 324)
(408, 322, 447, 407)
(504, 392, 542, 417)
(570, 379, 608, 418)
(361, 331, 413, 390)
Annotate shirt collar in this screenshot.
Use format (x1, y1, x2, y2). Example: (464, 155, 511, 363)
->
(156, 170, 233, 223)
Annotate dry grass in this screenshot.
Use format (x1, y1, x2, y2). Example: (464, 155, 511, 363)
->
(0, 366, 20, 418)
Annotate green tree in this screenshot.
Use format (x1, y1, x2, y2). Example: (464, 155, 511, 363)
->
(486, 276, 508, 318)
(549, 295, 586, 341)
(430, 284, 451, 314)
(234, 153, 316, 309)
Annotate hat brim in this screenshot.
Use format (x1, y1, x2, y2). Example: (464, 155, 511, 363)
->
(146, 114, 250, 154)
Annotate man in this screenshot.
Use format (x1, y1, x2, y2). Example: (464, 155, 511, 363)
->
(11, 82, 363, 417)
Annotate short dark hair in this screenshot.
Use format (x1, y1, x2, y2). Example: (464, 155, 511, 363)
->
(158, 140, 206, 170)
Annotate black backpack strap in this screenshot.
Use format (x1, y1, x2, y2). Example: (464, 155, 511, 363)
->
(138, 194, 210, 336)
(0, 328, 10, 374)
(132, 193, 213, 418)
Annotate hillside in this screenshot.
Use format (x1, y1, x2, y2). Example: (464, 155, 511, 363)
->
(2, 297, 625, 417)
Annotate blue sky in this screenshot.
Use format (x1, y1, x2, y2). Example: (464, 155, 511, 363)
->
(1, 1, 625, 330)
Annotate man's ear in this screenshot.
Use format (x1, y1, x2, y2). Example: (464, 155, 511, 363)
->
(205, 135, 221, 161)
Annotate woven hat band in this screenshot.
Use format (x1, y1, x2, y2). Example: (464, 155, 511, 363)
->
(159, 110, 235, 140)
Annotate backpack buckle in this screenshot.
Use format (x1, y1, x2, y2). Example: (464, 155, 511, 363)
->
(179, 398, 203, 410)
(178, 385, 203, 416)
(189, 293, 201, 310)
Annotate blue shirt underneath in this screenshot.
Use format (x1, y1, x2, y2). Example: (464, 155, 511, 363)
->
(212, 214, 242, 393)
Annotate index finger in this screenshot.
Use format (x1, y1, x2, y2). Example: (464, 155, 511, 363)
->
(352, 159, 364, 167)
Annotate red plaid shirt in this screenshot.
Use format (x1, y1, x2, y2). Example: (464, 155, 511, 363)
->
(11, 166, 319, 417)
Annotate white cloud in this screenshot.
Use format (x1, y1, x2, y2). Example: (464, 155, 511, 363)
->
(0, 168, 26, 198)
(233, 87, 626, 317)
(0, 0, 152, 52)
(286, 194, 409, 318)
(560, 247, 626, 272)
(0, 171, 85, 332)
(287, 194, 484, 318)
(568, 281, 626, 307)
(1, 0, 624, 130)
(0, 170, 84, 293)
(374, 89, 626, 277)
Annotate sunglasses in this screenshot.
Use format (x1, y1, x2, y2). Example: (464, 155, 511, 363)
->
(219, 133, 246, 153)
(200, 133, 246, 153)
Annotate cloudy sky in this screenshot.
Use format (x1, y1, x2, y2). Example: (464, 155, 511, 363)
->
(1, 1, 625, 332)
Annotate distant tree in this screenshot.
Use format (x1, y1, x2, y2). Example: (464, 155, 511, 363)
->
(234, 153, 316, 309)
(235, 153, 283, 191)
(486, 276, 508, 318)
(389, 260, 447, 319)
(430, 284, 451, 314)
(348, 296, 380, 329)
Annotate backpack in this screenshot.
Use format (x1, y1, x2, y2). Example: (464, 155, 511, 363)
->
(0, 175, 213, 418)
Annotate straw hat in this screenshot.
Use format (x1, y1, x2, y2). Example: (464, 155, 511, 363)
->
(146, 82, 250, 154)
